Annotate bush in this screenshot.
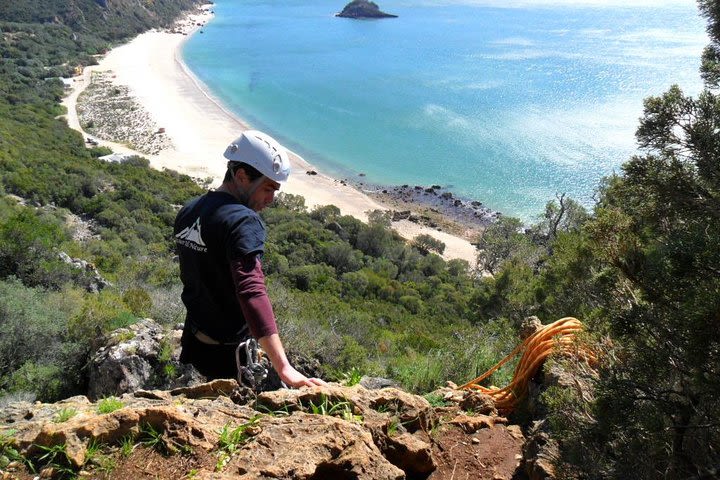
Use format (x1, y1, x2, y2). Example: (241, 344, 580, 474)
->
(6, 362, 64, 402)
(287, 264, 339, 293)
(122, 287, 152, 317)
(0, 278, 86, 401)
(0, 206, 74, 288)
(412, 234, 446, 255)
(340, 271, 369, 298)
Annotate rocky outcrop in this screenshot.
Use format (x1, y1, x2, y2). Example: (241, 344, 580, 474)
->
(226, 414, 405, 479)
(87, 319, 205, 399)
(1, 383, 433, 479)
(58, 251, 110, 293)
(3, 322, 566, 479)
(336, 0, 398, 19)
(518, 359, 598, 480)
(1, 379, 533, 479)
(255, 384, 437, 477)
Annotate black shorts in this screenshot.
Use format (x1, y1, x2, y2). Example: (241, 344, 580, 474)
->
(179, 329, 244, 380)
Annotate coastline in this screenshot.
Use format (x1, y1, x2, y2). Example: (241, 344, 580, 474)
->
(61, 5, 479, 264)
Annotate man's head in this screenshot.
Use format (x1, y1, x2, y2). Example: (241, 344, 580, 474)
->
(221, 130, 291, 211)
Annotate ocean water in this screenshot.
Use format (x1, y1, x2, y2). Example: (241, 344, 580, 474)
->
(183, 0, 706, 220)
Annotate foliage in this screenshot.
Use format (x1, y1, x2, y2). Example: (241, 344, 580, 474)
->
(138, 422, 169, 454)
(341, 367, 363, 386)
(475, 217, 536, 275)
(423, 392, 450, 408)
(53, 407, 78, 423)
(306, 395, 362, 423)
(562, 81, 720, 477)
(0, 278, 87, 401)
(216, 417, 261, 471)
(412, 233, 446, 255)
(97, 396, 123, 414)
(35, 443, 75, 479)
(0, 430, 30, 471)
(119, 435, 135, 458)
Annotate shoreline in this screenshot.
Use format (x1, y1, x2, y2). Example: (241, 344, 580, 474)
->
(61, 5, 480, 264)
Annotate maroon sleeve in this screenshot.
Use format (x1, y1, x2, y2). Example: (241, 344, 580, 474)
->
(229, 255, 278, 339)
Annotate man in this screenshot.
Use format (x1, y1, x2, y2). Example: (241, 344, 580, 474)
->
(174, 130, 325, 388)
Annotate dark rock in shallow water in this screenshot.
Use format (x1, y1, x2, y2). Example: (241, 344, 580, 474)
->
(337, 0, 398, 19)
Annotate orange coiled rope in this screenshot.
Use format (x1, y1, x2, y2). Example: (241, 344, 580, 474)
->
(459, 317, 595, 413)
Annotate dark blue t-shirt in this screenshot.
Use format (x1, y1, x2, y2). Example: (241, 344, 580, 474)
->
(174, 191, 266, 342)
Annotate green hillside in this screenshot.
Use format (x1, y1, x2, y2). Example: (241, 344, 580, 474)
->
(0, 0, 718, 477)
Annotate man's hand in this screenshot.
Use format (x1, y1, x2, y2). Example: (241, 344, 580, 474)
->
(279, 364, 327, 388)
(259, 333, 327, 388)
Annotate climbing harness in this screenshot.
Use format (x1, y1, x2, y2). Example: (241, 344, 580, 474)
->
(460, 317, 596, 414)
(236, 338, 268, 390)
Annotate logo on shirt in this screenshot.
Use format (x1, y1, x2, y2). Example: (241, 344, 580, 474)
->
(175, 218, 207, 252)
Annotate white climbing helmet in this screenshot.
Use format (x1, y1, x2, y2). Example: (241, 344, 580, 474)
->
(223, 130, 291, 183)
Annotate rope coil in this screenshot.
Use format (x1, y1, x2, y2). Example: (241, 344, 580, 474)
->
(459, 317, 596, 413)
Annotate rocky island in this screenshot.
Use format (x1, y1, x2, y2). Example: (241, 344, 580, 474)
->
(337, 0, 398, 19)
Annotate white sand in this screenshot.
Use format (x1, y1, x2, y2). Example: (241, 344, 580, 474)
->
(61, 8, 478, 264)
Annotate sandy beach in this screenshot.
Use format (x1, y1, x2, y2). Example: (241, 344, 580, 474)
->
(61, 6, 478, 263)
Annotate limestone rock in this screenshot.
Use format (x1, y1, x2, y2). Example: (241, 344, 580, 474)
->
(449, 414, 498, 433)
(256, 384, 434, 432)
(460, 391, 497, 416)
(58, 251, 110, 292)
(3, 384, 259, 468)
(87, 319, 205, 399)
(360, 376, 400, 390)
(519, 358, 597, 480)
(225, 413, 405, 479)
(256, 384, 437, 476)
(77, 71, 173, 155)
(519, 316, 543, 340)
(169, 379, 238, 398)
(382, 432, 435, 476)
(522, 420, 558, 480)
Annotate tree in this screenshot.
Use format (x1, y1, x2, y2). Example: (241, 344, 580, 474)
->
(530, 193, 589, 249)
(475, 217, 534, 275)
(555, 3, 720, 476)
(412, 233, 446, 256)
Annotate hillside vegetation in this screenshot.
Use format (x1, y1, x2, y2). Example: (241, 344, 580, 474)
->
(0, 0, 718, 478)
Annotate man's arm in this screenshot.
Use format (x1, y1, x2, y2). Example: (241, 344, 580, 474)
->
(231, 255, 326, 388)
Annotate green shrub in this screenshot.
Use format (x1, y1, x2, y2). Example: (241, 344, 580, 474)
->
(122, 287, 152, 317)
(398, 294, 423, 314)
(0, 279, 86, 401)
(0, 207, 73, 288)
(287, 264, 339, 293)
(412, 234, 446, 256)
(340, 270, 369, 298)
(6, 362, 64, 401)
(69, 290, 136, 342)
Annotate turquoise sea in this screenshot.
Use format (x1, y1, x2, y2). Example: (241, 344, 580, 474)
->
(183, 0, 706, 220)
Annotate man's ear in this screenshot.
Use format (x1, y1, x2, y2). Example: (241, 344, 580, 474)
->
(233, 166, 250, 186)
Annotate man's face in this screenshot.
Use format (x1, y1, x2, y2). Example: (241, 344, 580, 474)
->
(246, 177, 280, 212)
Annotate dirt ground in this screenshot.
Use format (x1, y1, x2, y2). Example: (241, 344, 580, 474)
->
(2, 406, 526, 480)
(429, 425, 526, 480)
